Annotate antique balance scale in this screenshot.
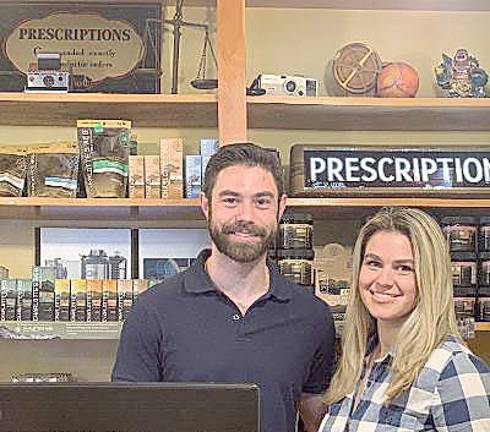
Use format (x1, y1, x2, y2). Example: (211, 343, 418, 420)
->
(165, 0, 218, 94)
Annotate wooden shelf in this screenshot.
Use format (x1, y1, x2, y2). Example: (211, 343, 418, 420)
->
(245, 0, 490, 11)
(247, 96, 490, 131)
(0, 196, 489, 221)
(0, 93, 217, 128)
(287, 197, 490, 219)
(0, 321, 122, 340)
(476, 322, 490, 331)
(0, 197, 203, 221)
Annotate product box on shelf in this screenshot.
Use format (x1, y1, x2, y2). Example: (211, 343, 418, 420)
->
(54, 279, 70, 322)
(117, 280, 133, 321)
(16, 279, 32, 321)
(87, 279, 103, 322)
(144, 155, 161, 199)
(160, 138, 183, 199)
(185, 155, 202, 199)
(1, 279, 17, 321)
(32, 266, 55, 322)
(70, 279, 87, 322)
(129, 155, 145, 199)
(102, 279, 118, 322)
(200, 138, 219, 178)
(132, 279, 149, 302)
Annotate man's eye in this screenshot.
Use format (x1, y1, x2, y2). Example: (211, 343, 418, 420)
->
(222, 197, 238, 205)
(256, 198, 272, 208)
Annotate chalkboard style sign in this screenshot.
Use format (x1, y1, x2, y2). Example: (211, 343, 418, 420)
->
(290, 144, 490, 197)
(0, 2, 161, 93)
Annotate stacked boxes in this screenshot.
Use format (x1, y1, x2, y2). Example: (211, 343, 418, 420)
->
(1, 278, 150, 323)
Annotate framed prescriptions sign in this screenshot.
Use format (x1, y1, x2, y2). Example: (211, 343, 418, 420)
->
(289, 144, 490, 197)
(0, 2, 161, 93)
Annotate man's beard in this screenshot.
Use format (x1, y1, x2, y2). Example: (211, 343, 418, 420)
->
(208, 209, 277, 263)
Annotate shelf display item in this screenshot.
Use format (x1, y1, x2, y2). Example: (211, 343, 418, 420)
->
(435, 48, 488, 98)
(441, 217, 477, 252)
(278, 213, 313, 250)
(479, 298, 490, 321)
(27, 142, 79, 198)
(479, 218, 490, 251)
(376, 62, 419, 98)
(253, 74, 318, 97)
(332, 42, 382, 95)
(289, 144, 490, 197)
(0, 145, 28, 197)
(78, 120, 131, 198)
(160, 138, 183, 199)
(277, 249, 314, 286)
(11, 372, 73, 383)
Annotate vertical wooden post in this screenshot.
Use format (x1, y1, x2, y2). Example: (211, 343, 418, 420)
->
(217, 0, 247, 146)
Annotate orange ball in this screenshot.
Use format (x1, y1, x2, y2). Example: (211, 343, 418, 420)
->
(377, 62, 419, 97)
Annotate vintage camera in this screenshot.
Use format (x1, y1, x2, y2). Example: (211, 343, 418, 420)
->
(25, 52, 70, 92)
(255, 74, 318, 96)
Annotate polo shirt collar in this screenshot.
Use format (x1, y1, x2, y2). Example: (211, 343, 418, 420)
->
(183, 249, 292, 301)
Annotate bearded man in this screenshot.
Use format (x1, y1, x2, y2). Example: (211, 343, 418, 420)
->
(112, 143, 335, 432)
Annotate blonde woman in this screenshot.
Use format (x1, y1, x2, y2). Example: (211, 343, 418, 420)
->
(319, 207, 490, 432)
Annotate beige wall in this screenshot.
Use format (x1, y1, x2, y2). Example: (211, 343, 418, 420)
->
(1, 5, 490, 380)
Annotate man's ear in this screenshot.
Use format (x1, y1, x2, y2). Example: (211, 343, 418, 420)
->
(200, 192, 209, 220)
(278, 193, 287, 221)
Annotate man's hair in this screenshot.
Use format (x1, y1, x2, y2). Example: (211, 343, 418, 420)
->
(202, 142, 284, 200)
(324, 207, 461, 406)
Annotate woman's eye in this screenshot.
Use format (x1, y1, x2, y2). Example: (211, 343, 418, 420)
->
(396, 265, 414, 274)
(365, 260, 382, 268)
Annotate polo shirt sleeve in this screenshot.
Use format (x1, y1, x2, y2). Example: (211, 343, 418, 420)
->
(432, 351, 490, 431)
(302, 305, 336, 394)
(111, 298, 163, 382)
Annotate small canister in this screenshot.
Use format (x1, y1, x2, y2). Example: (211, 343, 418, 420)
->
(277, 249, 314, 286)
(479, 252, 490, 286)
(441, 217, 477, 252)
(451, 254, 477, 287)
(479, 298, 490, 322)
(479, 217, 490, 251)
(278, 213, 313, 250)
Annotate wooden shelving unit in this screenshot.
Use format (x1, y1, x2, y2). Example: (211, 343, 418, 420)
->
(4, 93, 490, 131)
(0, 93, 217, 128)
(244, 0, 490, 10)
(247, 96, 490, 131)
(0, 197, 203, 221)
(1, 196, 489, 221)
(475, 322, 490, 331)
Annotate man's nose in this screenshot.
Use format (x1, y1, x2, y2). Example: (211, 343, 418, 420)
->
(236, 200, 255, 221)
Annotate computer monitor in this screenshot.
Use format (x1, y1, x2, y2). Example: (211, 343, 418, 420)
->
(0, 382, 260, 432)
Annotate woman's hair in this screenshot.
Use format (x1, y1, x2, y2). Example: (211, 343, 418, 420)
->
(324, 207, 461, 405)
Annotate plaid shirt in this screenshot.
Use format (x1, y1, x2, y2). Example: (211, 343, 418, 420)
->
(319, 336, 490, 432)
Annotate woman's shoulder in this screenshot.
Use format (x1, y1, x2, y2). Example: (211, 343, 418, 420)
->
(425, 335, 490, 378)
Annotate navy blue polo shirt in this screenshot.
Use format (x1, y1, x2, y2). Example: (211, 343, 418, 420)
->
(112, 250, 335, 432)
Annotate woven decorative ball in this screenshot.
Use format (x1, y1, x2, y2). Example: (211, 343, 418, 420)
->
(376, 62, 419, 97)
